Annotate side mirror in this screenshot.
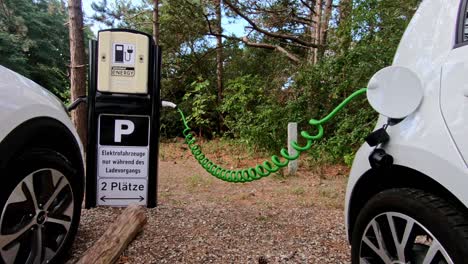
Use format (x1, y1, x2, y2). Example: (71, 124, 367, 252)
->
(367, 66, 424, 119)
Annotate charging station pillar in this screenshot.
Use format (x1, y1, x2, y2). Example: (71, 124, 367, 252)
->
(85, 29, 160, 208)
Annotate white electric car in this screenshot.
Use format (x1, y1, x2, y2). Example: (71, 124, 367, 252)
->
(0, 65, 84, 264)
(346, 0, 468, 263)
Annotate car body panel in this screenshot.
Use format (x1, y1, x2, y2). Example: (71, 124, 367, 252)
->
(441, 46, 468, 166)
(0, 65, 83, 156)
(345, 0, 468, 240)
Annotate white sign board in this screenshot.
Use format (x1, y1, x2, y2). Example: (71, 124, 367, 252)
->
(98, 179, 146, 206)
(97, 114, 150, 206)
(98, 146, 148, 178)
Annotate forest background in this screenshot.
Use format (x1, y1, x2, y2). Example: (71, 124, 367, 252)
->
(0, 0, 421, 166)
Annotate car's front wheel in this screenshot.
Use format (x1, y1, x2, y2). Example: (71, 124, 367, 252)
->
(0, 149, 83, 264)
(351, 188, 468, 264)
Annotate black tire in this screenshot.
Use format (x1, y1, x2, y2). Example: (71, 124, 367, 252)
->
(0, 149, 83, 264)
(351, 188, 468, 264)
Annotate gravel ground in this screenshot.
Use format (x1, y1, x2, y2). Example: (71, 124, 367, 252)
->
(69, 143, 351, 263)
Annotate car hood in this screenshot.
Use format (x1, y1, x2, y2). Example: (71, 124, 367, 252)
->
(0, 65, 67, 113)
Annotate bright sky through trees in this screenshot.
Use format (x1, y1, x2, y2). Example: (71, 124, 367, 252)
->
(81, 0, 247, 36)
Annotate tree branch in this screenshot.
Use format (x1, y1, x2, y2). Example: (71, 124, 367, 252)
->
(241, 37, 301, 63)
(223, 0, 319, 48)
(290, 16, 314, 25)
(299, 0, 316, 15)
(172, 47, 220, 80)
(126, 9, 151, 21)
(203, 12, 300, 63)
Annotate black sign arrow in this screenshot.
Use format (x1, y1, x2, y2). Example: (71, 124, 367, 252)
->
(100, 196, 144, 202)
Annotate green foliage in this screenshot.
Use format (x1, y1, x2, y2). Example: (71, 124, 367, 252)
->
(0, 0, 71, 101)
(293, 0, 419, 165)
(183, 78, 217, 134)
(221, 75, 262, 138)
(221, 74, 298, 152)
(280, 0, 419, 165)
(219, 0, 420, 165)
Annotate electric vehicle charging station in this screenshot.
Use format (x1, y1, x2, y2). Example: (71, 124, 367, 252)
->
(56, 1, 468, 261)
(85, 29, 161, 208)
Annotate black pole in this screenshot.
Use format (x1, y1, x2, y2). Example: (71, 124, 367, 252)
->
(85, 39, 98, 208)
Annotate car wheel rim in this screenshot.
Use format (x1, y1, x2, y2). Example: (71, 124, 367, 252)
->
(0, 168, 74, 264)
(359, 212, 453, 264)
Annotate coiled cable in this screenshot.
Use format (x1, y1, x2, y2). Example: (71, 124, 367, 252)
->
(177, 88, 367, 183)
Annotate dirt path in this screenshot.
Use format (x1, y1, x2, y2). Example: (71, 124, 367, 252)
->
(70, 143, 351, 263)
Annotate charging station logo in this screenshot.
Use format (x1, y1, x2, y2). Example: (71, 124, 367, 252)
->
(111, 43, 136, 77)
(112, 43, 135, 65)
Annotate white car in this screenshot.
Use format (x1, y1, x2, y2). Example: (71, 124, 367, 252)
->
(0, 65, 84, 264)
(346, 0, 468, 263)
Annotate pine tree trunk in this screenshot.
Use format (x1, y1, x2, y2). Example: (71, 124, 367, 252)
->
(308, 0, 315, 64)
(313, 0, 323, 64)
(68, 0, 87, 150)
(153, 0, 159, 45)
(215, 0, 223, 131)
(338, 0, 353, 54)
(318, 0, 333, 58)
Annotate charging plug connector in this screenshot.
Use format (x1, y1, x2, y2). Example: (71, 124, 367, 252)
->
(162, 101, 177, 109)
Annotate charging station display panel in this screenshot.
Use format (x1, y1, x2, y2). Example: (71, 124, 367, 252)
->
(97, 31, 149, 94)
(97, 114, 150, 206)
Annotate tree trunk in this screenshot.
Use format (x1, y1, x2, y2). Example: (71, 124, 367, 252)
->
(152, 0, 159, 45)
(76, 204, 147, 264)
(307, 0, 315, 64)
(338, 0, 353, 54)
(313, 0, 323, 64)
(68, 0, 87, 150)
(318, 0, 333, 58)
(215, 0, 223, 131)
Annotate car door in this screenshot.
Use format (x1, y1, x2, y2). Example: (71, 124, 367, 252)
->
(440, 0, 468, 167)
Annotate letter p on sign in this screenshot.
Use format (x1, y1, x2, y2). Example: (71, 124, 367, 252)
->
(114, 119, 135, 143)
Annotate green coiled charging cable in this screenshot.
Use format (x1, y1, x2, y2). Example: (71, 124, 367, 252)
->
(176, 88, 367, 183)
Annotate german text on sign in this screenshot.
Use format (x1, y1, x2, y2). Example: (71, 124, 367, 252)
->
(97, 114, 150, 206)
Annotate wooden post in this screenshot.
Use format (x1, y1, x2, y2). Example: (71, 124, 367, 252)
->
(76, 204, 147, 264)
(288, 122, 298, 175)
